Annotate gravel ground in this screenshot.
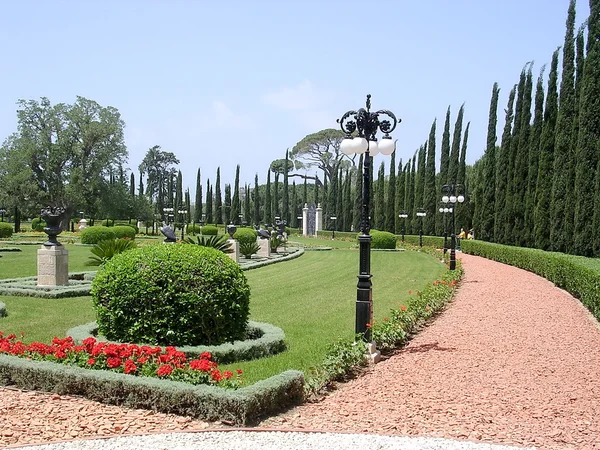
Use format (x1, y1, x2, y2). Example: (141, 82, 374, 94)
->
(2, 253, 600, 449)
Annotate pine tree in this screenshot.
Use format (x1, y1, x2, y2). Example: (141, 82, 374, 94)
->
(495, 87, 516, 243)
(231, 165, 240, 224)
(424, 120, 437, 236)
(214, 168, 222, 224)
(194, 168, 202, 223)
(265, 170, 272, 224)
(385, 151, 396, 233)
(448, 105, 464, 186)
(253, 174, 260, 225)
(375, 161, 385, 230)
(395, 159, 404, 234)
(440, 107, 451, 186)
(534, 48, 560, 250)
(550, 0, 577, 252)
(224, 184, 231, 224)
(353, 155, 363, 232)
(283, 150, 289, 222)
(575, 0, 600, 256)
(206, 179, 213, 224)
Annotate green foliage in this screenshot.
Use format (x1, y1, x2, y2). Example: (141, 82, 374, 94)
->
(91, 244, 251, 346)
(110, 225, 136, 240)
(87, 238, 137, 266)
(0, 222, 13, 238)
(31, 217, 46, 232)
(239, 241, 260, 259)
(80, 226, 116, 244)
(234, 227, 258, 246)
(184, 235, 233, 254)
(201, 225, 218, 235)
(113, 222, 139, 234)
(186, 223, 202, 234)
(369, 230, 396, 249)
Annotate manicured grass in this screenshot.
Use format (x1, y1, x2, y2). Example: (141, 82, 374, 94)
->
(0, 244, 94, 279)
(287, 234, 358, 248)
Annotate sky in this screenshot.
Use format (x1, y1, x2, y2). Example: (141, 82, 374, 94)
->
(0, 0, 590, 194)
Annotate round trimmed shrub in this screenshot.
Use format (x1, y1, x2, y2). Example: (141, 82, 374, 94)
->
(0, 222, 12, 238)
(233, 227, 257, 246)
(186, 223, 202, 234)
(201, 225, 218, 235)
(111, 225, 136, 240)
(370, 230, 396, 249)
(31, 217, 46, 232)
(114, 222, 139, 234)
(81, 226, 116, 244)
(91, 244, 251, 346)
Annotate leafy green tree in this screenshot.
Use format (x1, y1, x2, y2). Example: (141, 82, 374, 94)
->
(139, 145, 179, 203)
(326, 164, 337, 229)
(273, 172, 280, 219)
(214, 168, 222, 224)
(224, 184, 231, 224)
(343, 169, 352, 231)
(406, 157, 416, 234)
(175, 170, 183, 215)
(244, 184, 251, 225)
(495, 87, 516, 243)
(129, 173, 135, 198)
(194, 169, 203, 223)
(290, 181, 298, 228)
(456, 122, 470, 232)
(415, 145, 426, 231)
(385, 151, 396, 233)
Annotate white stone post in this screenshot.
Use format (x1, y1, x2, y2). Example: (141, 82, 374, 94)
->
(257, 237, 271, 257)
(302, 203, 309, 237)
(37, 245, 69, 286)
(315, 203, 323, 236)
(227, 239, 239, 263)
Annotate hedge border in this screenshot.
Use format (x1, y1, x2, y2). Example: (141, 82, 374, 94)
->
(0, 354, 303, 425)
(0, 247, 22, 252)
(67, 320, 287, 364)
(0, 272, 96, 298)
(461, 239, 600, 320)
(240, 247, 304, 271)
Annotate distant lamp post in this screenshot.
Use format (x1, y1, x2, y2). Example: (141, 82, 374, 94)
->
(163, 207, 174, 226)
(200, 213, 206, 227)
(177, 209, 188, 240)
(239, 214, 244, 226)
(297, 215, 303, 233)
(416, 208, 427, 247)
(441, 184, 465, 270)
(0, 206, 6, 222)
(337, 94, 400, 345)
(330, 216, 337, 239)
(438, 204, 453, 254)
(398, 211, 408, 242)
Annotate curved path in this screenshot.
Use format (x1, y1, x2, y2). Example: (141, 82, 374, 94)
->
(2, 253, 600, 449)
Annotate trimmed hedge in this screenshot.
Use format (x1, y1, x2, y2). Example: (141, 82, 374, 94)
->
(201, 225, 219, 235)
(31, 217, 46, 232)
(461, 240, 600, 320)
(186, 223, 202, 234)
(0, 354, 303, 425)
(398, 234, 444, 248)
(81, 226, 116, 244)
(0, 222, 13, 238)
(370, 230, 396, 249)
(110, 225, 136, 240)
(113, 222, 139, 234)
(234, 227, 258, 246)
(316, 230, 356, 242)
(67, 320, 286, 364)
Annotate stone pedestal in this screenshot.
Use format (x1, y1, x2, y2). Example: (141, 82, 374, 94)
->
(37, 245, 69, 286)
(315, 203, 323, 235)
(302, 203, 309, 237)
(78, 219, 88, 230)
(366, 341, 381, 363)
(227, 239, 239, 263)
(257, 238, 271, 257)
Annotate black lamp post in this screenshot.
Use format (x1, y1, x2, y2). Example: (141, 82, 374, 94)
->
(178, 209, 188, 240)
(441, 184, 464, 270)
(438, 204, 453, 254)
(338, 94, 400, 342)
(330, 216, 337, 239)
(398, 211, 408, 242)
(416, 208, 426, 247)
(0, 206, 6, 222)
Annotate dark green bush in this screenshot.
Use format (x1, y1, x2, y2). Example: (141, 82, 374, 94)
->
(239, 241, 260, 259)
(91, 244, 251, 346)
(234, 227, 257, 246)
(186, 223, 202, 234)
(87, 238, 137, 266)
(31, 217, 46, 232)
(370, 230, 396, 249)
(113, 222, 139, 234)
(0, 222, 13, 238)
(184, 235, 233, 253)
(111, 225, 136, 240)
(81, 226, 116, 244)
(201, 225, 218, 235)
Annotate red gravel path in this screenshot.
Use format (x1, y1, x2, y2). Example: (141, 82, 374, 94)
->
(2, 253, 600, 449)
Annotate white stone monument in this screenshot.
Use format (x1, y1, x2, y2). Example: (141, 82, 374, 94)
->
(302, 203, 309, 237)
(227, 239, 239, 263)
(37, 207, 69, 287)
(315, 203, 323, 235)
(257, 237, 271, 257)
(78, 218, 88, 230)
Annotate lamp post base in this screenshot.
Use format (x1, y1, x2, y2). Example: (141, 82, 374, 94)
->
(450, 233, 456, 270)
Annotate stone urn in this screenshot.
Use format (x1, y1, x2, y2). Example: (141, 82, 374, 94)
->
(40, 206, 66, 246)
(226, 223, 237, 239)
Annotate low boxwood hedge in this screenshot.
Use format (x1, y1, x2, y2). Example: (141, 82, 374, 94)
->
(234, 227, 258, 246)
(81, 226, 116, 244)
(110, 225, 136, 240)
(201, 225, 219, 235)
(0, 223, 13, 238)
(399, 234, 445, 248)
(370, 230, 396, 249)
(461, 240, 600, 320)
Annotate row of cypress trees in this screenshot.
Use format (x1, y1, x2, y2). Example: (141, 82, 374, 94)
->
(471, 0, 600, 257)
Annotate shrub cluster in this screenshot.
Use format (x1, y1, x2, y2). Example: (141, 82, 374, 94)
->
(461, 240, 600, 320)
(186, 223, 202, 234)
(81, 226, 116, 244)
(0, 222, 12, 238)
(31, 217, 46, 232)
(201, 225, 219, 235)
(110, 225, 136, 240)
(234, 227, 257, 245)
(370, 230, 397, 249)
(91, 244, 251, 346)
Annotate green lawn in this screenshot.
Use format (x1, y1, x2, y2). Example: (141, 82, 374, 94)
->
(0, 240, 445, 385)
(287, 234, 357, 248)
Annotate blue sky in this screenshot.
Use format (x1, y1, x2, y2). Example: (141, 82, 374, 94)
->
(0, 0, 589, 192)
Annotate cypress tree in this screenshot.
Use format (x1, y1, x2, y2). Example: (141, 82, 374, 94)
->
(175, 170, 183, 214)
(550, 0, 577, 252)
(575, 0, 600, 256)
(369, 156, 375, 221)
(322, 175, 328, 211)
(440, 107, 451, 186)
(513, 66, 534, 246)
(534, 48, 560, 250)
(448, 104, 464, 186)
(130, 173, 135, 198)
(314, 176, 319, 206)
(290, 181, 297, 228)
(395, 159, 404, 234)
(244, 184, 251, 225)
(283, 150, 289, 223)
(231, 165, 240, 224)
(326, 167, 337, 229)
(477, 83, 500, 241)
(214, 168, 222, 224)
(156, 175, 164, 218)
(375, 161, 385, 230)
(406, 157, 416, 233)
(253, 174, 260, 225)
(335, 167, 343, 230)
(265, 170, 272, 224)
(415, 144, 426, 215)
(343, 169, 352, 231)
(303, 177, 308, 207)
(138, 171, 144, 198)
(495, 87, 516, 243)
(224, 184, 231, 224)
(185, 189, 191, 223)
(194, 168, 202, 223)
(385, 151, 396, 233)
(524, 69, 545, 245)
(456, 122, 470, 232)
(424, 120, 437, 236)
(353, 155, 363, 232)
(205, 179, 213, 224)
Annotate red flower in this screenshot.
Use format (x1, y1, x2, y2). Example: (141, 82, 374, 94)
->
(365, 323, 372, 328)
(87, 358, 96, 366)
(54, 350, 67, 359)
(223, 371, 233, 379)
(157, 364, 173, 377)
(137, 356, 148, 365)
(236, 369, 243, 375)
(200, 351, 212, 360)
(7, 334, 16, 340)
(400, 305, 407, 311)
(124, 359, 137, 374)
(210, 369, 222, 382)
(106, 357, 121, 369)
(408, 290, 412, 294)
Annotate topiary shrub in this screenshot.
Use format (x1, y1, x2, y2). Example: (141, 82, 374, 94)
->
(201, 225, 218, 235)
(91, 244, 251, 346)
(80, 226, 116, 244)
(114, 222, 139, 234)
(111, 225, 136, 240)
(0, 223, 12, 238)
(370, 230, 397, 249)
(186, 223, 202, 234)
(31, 217, 46, 232)
(233, 227, 257, 246)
